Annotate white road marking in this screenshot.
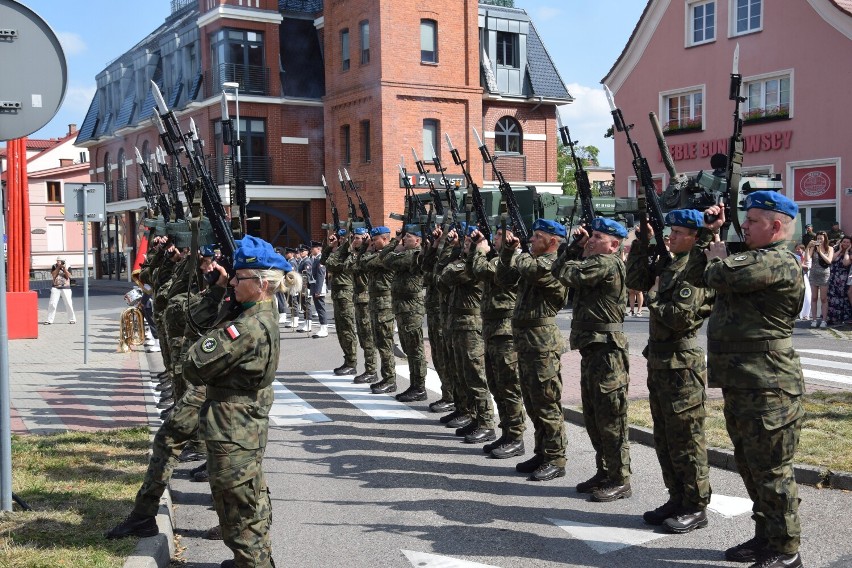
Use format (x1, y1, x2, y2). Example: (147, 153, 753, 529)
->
(308, 370, 427, 421)
(396, 364, 442, 395)
(799, 357, 852, 372)
(269, 382, 331, 426)
(803, 369, 852, 386)
(799, 349, 852, 360)
(545, 517, 668, 554)
(401, 550, 502, 568)
(708, 494, 753, 518)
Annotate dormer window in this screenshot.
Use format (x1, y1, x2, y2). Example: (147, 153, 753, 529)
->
(496, 32, 519, 68)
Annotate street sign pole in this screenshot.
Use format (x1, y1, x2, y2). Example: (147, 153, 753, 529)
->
(82, 186, 89, 364)
(0, 201, 12, 511)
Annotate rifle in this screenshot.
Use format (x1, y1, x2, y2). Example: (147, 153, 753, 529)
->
(220, 92, 246, 237)
(445, 133, 492, 244)
(150, 81, 236, 271)
(473, 127, 530, 253)
(412, 148, 448, 221)
(135, 147, 159, 218)
(604, 85, 668, 265)
(557, 116, 596, 239)
(648, 111, 694, 211)
(337, 169, 359, 224)
(321, 174, 342, 233)
(709, 43, 746, 242)
(154, 146, 183, 221)
(344, 168, 373, 233)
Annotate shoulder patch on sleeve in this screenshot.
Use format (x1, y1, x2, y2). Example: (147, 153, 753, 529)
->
(732, 254, 749, 262)
(679, 287, 692, 299)
(201, 337, 218, 352)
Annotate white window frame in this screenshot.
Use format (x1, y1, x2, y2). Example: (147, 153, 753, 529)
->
(729, 0, 763, 37)
(659, 84, 706, 133)
(742, 69, 794, 121)
(685, 0, 716, 47)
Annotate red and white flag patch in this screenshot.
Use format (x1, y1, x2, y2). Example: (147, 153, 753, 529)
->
(226, 325, 240, 339)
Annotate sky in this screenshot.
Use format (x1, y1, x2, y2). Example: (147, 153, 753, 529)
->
(17, 0, 647, 167)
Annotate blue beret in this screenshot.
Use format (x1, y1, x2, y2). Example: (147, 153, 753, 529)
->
(403, 224, 422, 237)
(665, 209, 703, 229)
(352, 227, 368, 236)
(200, 245, 217, 257)
(531, 218, 567, 238)
(234, 235, 291, 271)
(591, 217, 628, 238)
(337, 228, 348, 237)
(370, 226, 391, 237)
(743, 190, 798, 219)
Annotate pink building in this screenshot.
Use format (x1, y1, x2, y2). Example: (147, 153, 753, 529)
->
(603, 0, 852, 234)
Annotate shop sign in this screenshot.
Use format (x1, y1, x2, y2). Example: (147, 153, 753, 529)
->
(660, 130, 793, 163)
(793, 165, 836, 202)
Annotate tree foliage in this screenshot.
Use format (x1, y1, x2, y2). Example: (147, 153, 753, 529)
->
(558, 142, 600, 196)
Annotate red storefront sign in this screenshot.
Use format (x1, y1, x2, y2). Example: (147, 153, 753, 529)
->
(793, 165, 836, 201)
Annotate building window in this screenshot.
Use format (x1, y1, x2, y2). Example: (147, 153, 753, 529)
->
(239, 118, 269, 184)
(341, 28, 350, 71)
(209, 29, 265, 94)
(341, 124, 351, 165)
(744, 74, 791, 122)
(731, 0, 762, 35)
(689, 1, 715, 45)
(496, 32, 519, 68)
(663, 89, 704, 133)
(494, 117, 521, 153)
(423, 119, 438, 161)
(420, 20, 437, 63)
(360, 120, 371, 163)
(359, 21, 370, 65)
(46, 181, 61, 203)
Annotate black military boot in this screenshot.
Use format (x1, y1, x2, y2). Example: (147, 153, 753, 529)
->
(590, 480, 632, 502)
(464, 428, 496, 444)
(455, 421, 478, 436)
(429, 399, 455, 413)
(189, 461, 207, 477)
(353, 372, 379, 384)
(370, 380, 397, 394)
(334, 364, 357, 376)
(491, 438, 525, 459)
(725, 536, 770, 562)
(663, 507, 708, 533)
(105, 512, 158, 539)
(643, 499, 680, 525)
(529, 462, 565, 482)
(749, 552, 802, 568)
(154, 380, 172, 392)
(395, 387, 427, 402)
(439, 410, 462, 424)
(446, 414, 473, 429)
(177, 444, 205, 463)
(483, 434, 507, 453)
(576, 470, 608, 493)
(515, 454, 545, 474)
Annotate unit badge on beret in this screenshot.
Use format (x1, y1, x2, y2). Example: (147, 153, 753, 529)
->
(679, 288, 692, 299)
(201, 337, 218, 353)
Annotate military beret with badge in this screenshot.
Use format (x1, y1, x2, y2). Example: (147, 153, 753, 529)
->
(353, 227, 368, 236)
(234, 235, 292, 272)
(336, 228, 348, 237)
(403, 224, 422, 237)
(199, 244, 217, 257)
(742, 190, 798, 219)
(370, 226, 391, 237)
(531, 218, 567, 238)
(591, 217, 628, 238)
(665, 209, 704, 228)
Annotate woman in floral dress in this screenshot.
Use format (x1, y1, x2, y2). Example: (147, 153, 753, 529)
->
(826, 236, 852, 325)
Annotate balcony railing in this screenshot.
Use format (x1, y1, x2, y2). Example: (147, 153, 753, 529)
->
(213, 155, 271, 185)
(105, 181, 114, 203)
(206, 63, 269, 97)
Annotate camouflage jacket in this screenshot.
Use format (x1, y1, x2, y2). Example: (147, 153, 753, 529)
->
(423, 243, 460, 316)
(553, 250, 627, 351)
(361, 241, 395, 312)
(439, 249, 483, 331)
(469, 248, 518, 339)
(383, 247, 425, 315)
(497, 249, 567, 354)
(689, 239, 805, 392)
(323, 241, 354, 291)
(184, 299, 280, 449)
(626, 237, 714, 369)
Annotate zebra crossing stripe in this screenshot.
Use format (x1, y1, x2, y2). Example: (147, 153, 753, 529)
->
(799, 349, 852, 360)
(269, 382, 332, 426)
(401, 550, 502, 567)
(545, 517, 668, 554)
(308, 370, 428, 421)
(708, 493, 753, 518)
(803, 368, 852, 386)
(799, 357, 852, 372)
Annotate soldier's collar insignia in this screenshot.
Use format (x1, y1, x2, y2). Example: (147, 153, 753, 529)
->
(679, 288, 692, 299)
(201, 337, 217, 353)
(733, 254, 748, 261)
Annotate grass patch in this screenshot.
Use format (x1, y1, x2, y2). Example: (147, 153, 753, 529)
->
(627, 391, 852, 473)
(0, 428, 151, 568)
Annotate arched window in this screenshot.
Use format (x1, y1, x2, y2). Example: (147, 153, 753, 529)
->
(494, 117, 521, 154)
(141, 141, 150, 167)
(103, 152, 112, 182)
(117, 148, 126, 179)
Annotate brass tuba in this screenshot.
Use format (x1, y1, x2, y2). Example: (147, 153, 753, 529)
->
(117, 307, 146, 353)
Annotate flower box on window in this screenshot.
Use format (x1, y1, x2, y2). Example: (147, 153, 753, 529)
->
(743, 105, 790, 125)
(663, 117, 703, 135)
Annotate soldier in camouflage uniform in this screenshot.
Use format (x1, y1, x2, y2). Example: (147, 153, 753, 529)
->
(183, 236, 293, 568)
(469, 227, 526, 457)
(323, 230, 358, 375)
(497, 219, 568, 481)
(688, 193, 805, 568)
(347, 228, 377, 383)
(361, 226, 397, 393)
(421, 231, 453, 412)
(438, 225, 495, 443)
(553, 217, 631, 500)
(383, 226, 428, 402)
(625, 210, 714, 532)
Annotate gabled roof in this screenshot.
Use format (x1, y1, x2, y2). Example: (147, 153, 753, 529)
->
(601, 0, 653, 87)
(526, 19, 572, 101)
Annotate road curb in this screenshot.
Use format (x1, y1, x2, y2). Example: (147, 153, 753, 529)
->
(562, 405, 852, 491)
(122, 350, 177, 568)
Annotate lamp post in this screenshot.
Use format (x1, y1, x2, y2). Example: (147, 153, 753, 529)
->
(222, 82, 241, 166)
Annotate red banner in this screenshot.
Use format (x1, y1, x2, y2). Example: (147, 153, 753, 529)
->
(793, 165, 836, 202)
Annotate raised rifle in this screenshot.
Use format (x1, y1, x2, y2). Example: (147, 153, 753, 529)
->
(336, 169, 359, 226)
(604, 85, 668, 265)
(412, 148, 449, 223)
(474, 127, 530, 253)
(344, 168, 373, 233)
(135, 147, 159, 218)
(154, 146, 183, 221)
(321, 174, 342, 233)
(220, 92, 246, 237)
(557, 116, 596, 240)
(445, 133, 492, 244)
(150, 81, 236, 271)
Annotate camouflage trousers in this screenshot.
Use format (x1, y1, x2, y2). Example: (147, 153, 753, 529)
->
(154, 313, 172, 373)
(518, 349, 565, 466)
(648, 366, 711, 508)
(396, 310, 426, 389)
(207, 442, 274, 568)
(579, 343, 631, 482)
(370, 306, 396, 383)
(332, 292, 358, 368)
(451, 328, 494, 429)
(723, 387, 803, 555)
(426, 309, 452, 402)
(133, 384, 206, 517)
(485, 333, 525, 440)
(441, 312, 469, 415)
(354, 302, 376, 374)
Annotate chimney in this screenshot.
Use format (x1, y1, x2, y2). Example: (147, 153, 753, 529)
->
(67, 124, 77, 135)
(59, 158, 73, 167)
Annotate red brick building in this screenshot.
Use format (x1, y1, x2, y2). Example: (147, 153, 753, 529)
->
(74, 0, 571, 269)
